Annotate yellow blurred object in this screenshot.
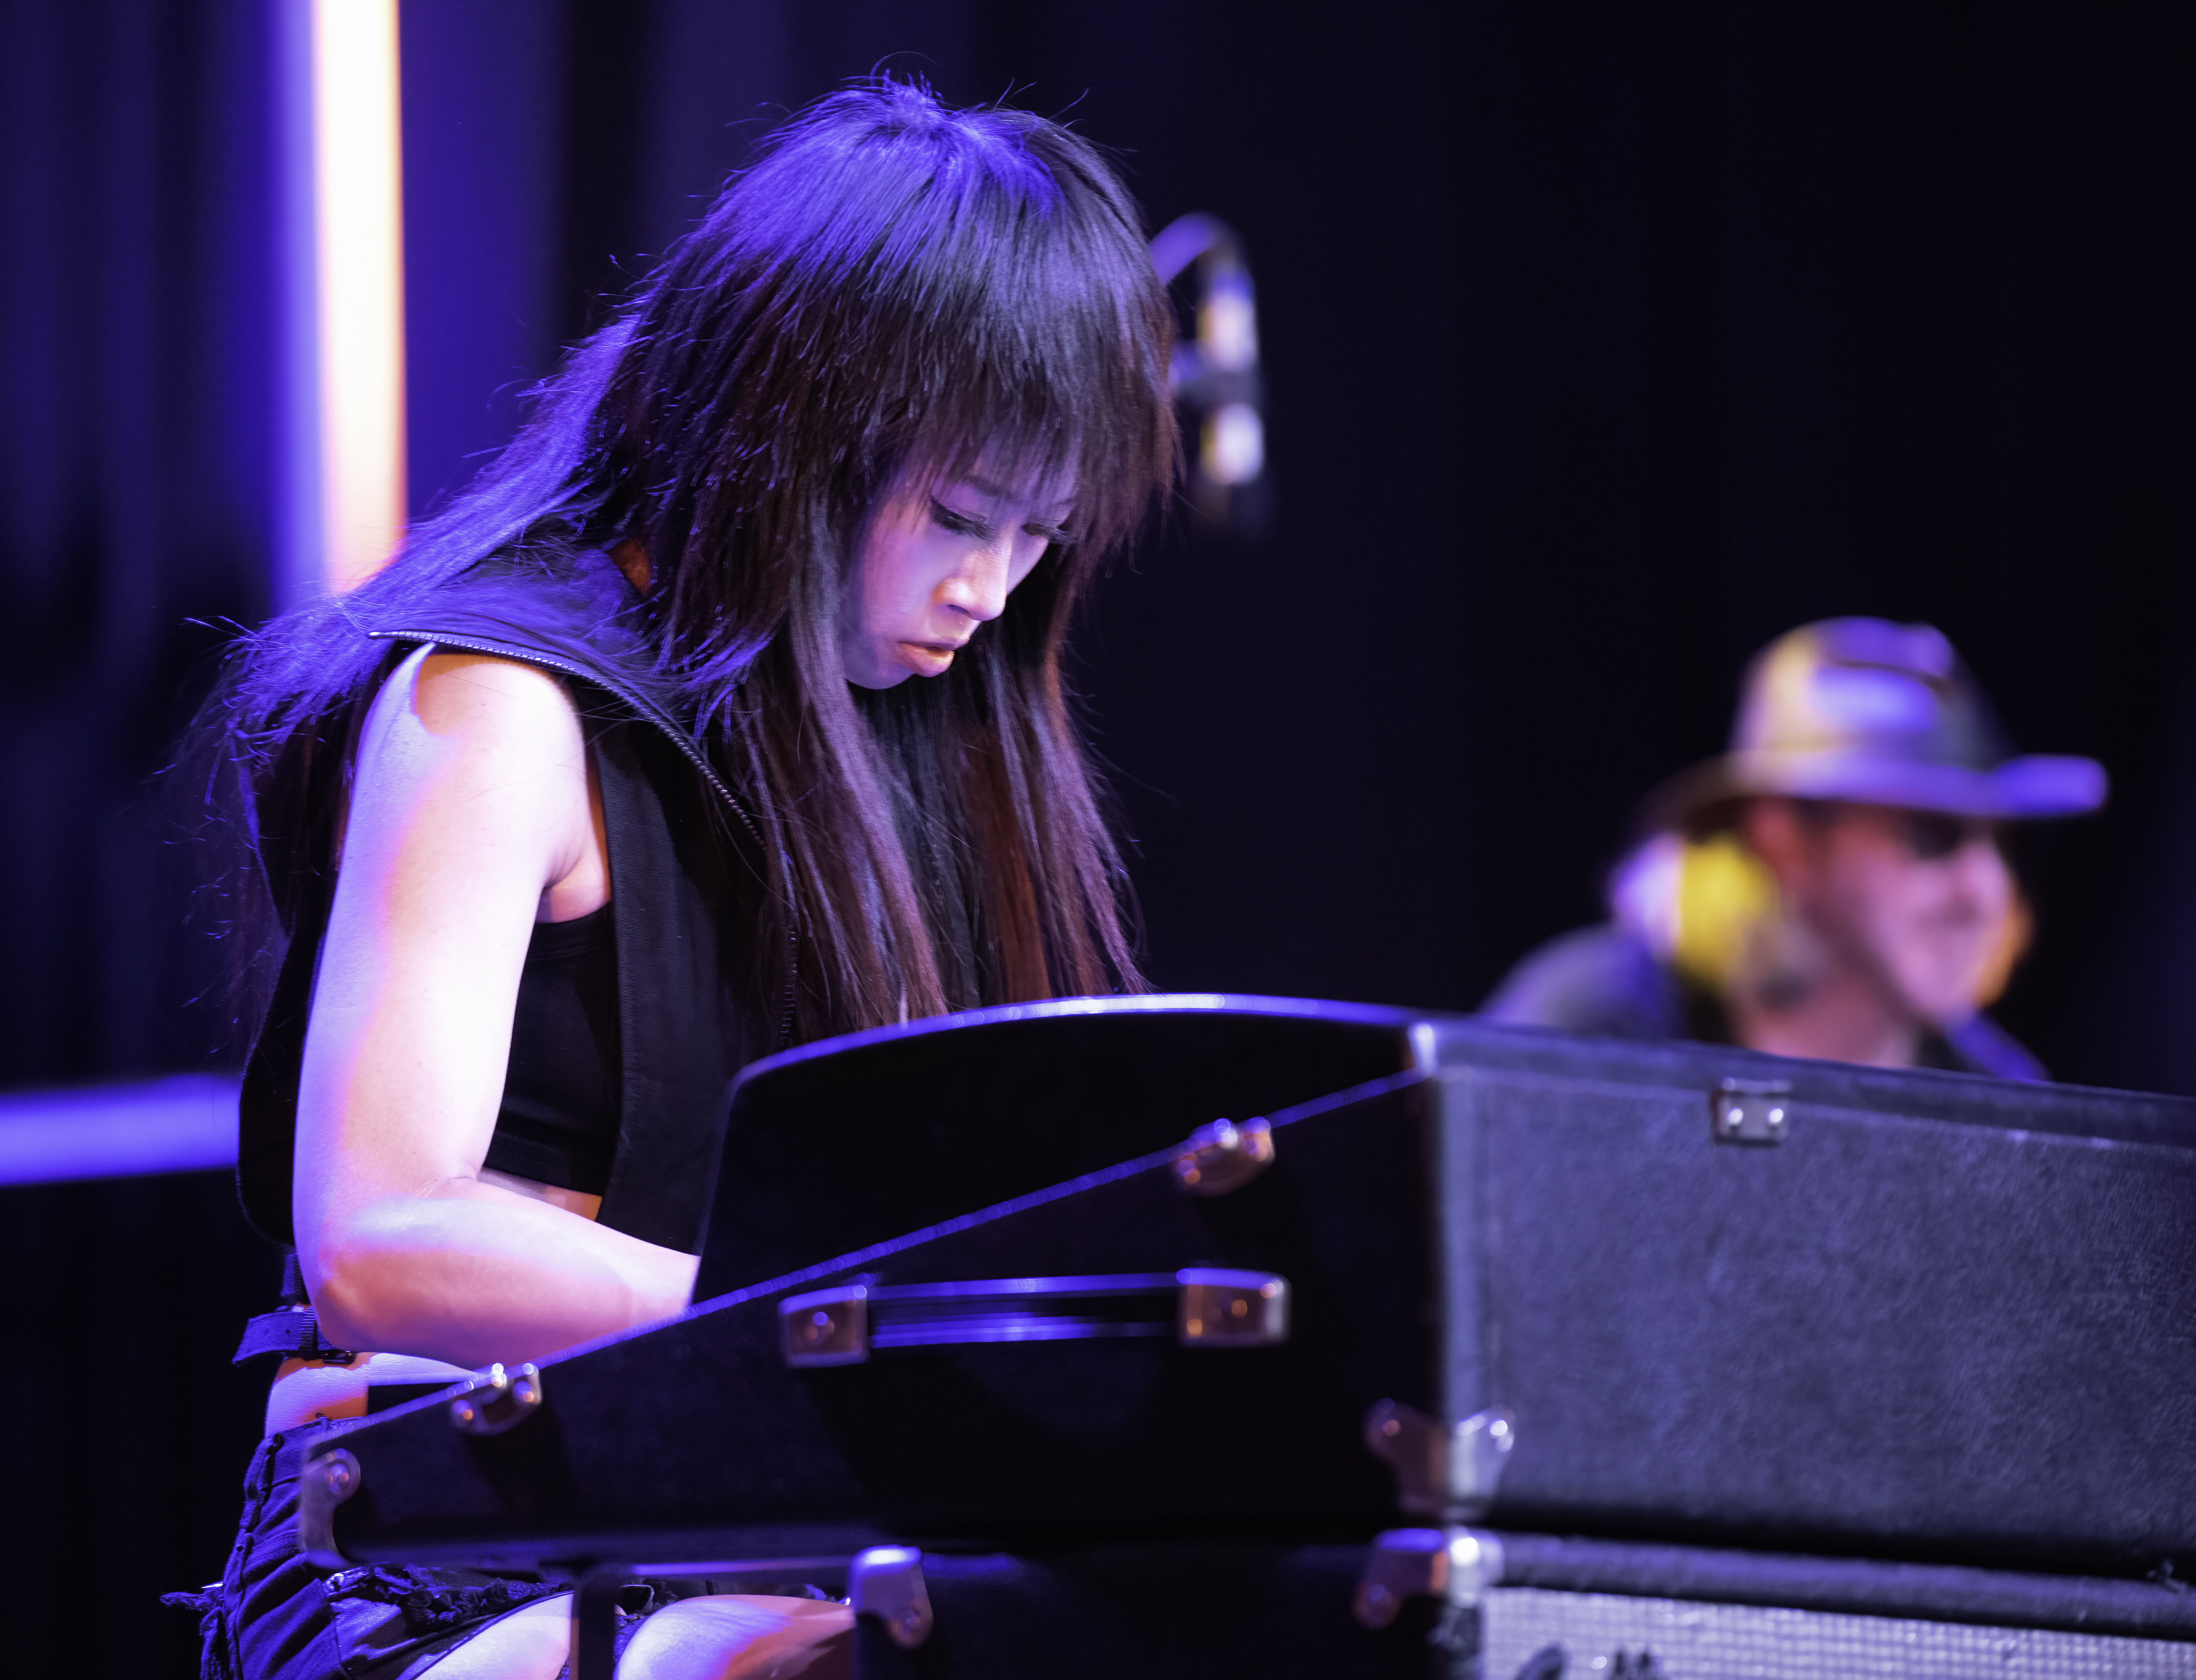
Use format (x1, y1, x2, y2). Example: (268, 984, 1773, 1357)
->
(1668, 834, 1784, 992)
(1971, 886, 2033, 1010)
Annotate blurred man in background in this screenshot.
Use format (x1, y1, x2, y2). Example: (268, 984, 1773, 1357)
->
(1481, 618, 2106, 1078)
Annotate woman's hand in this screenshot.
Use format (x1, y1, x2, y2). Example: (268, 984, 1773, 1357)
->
(293, 648, 697, 1368)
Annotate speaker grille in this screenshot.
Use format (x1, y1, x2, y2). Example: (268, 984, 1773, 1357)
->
(1482, 1586, 2196, 1679)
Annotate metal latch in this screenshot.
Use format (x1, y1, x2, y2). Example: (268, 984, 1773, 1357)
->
(1172, 1116, 1275, 1194)
(296, 1447, 362, 1569)
(449, 1362, 545, 1435)
(848, 1545, 934, 1649)
(1179, 1270, 1289, 1345)
(1353, 1526, 1505, 1629)
(1711, 1077, 1792, 1145)
(783, 1292, 869, 1367)
(780, 1269, 1289, 1367)
(1364, 1399, 1516, 1519)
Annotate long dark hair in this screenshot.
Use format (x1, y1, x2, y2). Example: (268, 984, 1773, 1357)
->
(205, 79, 1178, 1043)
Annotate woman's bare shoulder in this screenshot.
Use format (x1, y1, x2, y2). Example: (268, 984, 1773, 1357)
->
(399, 648, 580, 735)
(350, 646, 587, 779)
(343, 646, 594, 880)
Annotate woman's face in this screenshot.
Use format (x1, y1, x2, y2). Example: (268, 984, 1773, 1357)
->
(840, 465, 1075, 688)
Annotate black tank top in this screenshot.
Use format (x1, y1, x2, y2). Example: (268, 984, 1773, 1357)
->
(482, 905, 621, 1194)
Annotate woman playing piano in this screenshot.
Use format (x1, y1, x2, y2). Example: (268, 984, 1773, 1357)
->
(177, 79, 1177, 1679)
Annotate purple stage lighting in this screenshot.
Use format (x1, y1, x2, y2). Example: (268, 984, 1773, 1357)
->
(0, 1076, 241, 1186)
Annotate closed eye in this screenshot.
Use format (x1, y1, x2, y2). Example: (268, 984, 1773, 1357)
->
(929, 498, 995, 541)
(1024, 521, 1074, 547)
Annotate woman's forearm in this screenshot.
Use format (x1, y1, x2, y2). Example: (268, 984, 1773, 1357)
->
(304, 1178, 699, 1368)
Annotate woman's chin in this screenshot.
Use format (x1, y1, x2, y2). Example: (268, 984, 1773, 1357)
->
(841, 645, 915, 690)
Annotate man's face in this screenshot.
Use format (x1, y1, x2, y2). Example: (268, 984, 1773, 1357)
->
(1783, 804, 2016, 1027)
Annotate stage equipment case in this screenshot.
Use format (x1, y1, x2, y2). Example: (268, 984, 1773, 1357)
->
(289, 997, 2196, 1677)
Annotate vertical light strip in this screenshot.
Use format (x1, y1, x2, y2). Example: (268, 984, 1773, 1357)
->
(312, 0, 407, 592)
(272, 0, 321, 611)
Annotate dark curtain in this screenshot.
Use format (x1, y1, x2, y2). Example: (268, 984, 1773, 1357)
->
(1, 5, 284, 1674)
(1443, 5, 2196, 1097)
(8, 3, 2196, 1674)
(0, 0, 277, 1086)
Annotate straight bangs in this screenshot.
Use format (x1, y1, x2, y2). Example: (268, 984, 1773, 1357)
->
(758, 78, 1174, 545)
(854, 129, 1178, 569)
(614, 81, 1177, 703)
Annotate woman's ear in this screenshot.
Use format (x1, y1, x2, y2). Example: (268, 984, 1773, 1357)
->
(611, 537, 653, 596)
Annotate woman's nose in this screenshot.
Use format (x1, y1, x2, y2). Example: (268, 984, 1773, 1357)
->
(941, 538, 1015, 622)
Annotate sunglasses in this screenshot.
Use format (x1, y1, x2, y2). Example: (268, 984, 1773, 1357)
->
(1899, 810, 1998, 862)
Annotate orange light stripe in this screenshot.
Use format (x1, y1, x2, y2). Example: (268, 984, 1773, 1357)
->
(312, 0, 406, 592)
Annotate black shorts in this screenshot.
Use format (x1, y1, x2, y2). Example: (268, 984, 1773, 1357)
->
(167, 1418, 568, 1680)
(169, 1419, 846, 1679)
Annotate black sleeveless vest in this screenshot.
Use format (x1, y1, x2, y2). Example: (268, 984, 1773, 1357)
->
(235, 550, 783, 1258)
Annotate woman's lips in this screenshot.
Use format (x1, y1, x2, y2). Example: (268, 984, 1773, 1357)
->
(899, 640, 964, 676)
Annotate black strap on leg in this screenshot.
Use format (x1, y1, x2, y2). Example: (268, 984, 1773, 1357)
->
(570, 1572, 624, 1680)
(232, 1251, 357, 1366)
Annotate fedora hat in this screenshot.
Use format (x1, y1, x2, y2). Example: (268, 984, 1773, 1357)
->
(1645, 617, 2107, 830)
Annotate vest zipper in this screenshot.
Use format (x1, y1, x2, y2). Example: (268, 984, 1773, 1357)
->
(371, 629, 799, 1051)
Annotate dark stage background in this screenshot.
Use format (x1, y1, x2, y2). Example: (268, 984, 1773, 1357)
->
(4, 2, 2194, 1673)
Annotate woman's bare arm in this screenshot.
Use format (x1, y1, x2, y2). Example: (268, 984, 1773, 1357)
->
(293, 648, 698, 1368)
